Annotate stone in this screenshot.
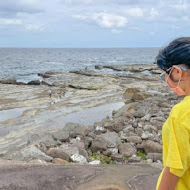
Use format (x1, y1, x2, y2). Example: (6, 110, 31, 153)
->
(64, 122, 90, 138)
(52, 130, 70, 142)
(89, 160, 101, 165)
(27, 133, 61, 148)
(147, 159, 153, 163)
(132, 92, 153, 101)
(27, 80, 41, 85)
(143, 125, 158, 133)
(111, 154, 125, 162)
(95, 126, 107, 135)
(118, 143, 137, 157)
(70, 154, 88, 164)
(123, 88, 140, 99)
(7, 145, 53, 162)
(123, 125, 134, 133)
(99, 132, 121, 148)
(102, 150, 112, 156)
(83, 137, 93, 150)
(146, 153, 162, 162)
(60, 144, 79, 156)
(103, 119, 126, 133)
(91, 137, 107, 153)
(52, 158, 69, 164)
(141, 132, 149, 140)
(128, 155, 142, 162)
(46, 148, 70, 162)
(127, 136, 142, 144)
(108, 148, 118, 155)
(137, 140, 162, 153)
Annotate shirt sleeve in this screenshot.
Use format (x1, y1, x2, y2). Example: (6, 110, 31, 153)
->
(166, 118, 190, 177)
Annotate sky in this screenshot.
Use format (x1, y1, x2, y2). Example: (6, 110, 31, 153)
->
(0, 0, 190, 48)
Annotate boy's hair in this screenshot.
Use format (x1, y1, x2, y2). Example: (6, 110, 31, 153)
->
(156, 37, 190, 71)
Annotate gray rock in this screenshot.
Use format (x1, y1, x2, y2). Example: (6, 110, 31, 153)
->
(83, 137, 93, 150)
(91, 137, 107, 153)
(27, 133, 62, 148)
(128, 155, 142, 163)
(99, 132, 121, 148)
(60, 144, 79, 156)
(94, 126, 107, 135)
(118, 143, 137, 156)
(52, 130, 70, 142)
(143, 125, 158, 133)
(141, 132, 149, 140)
(7, 145, 53, 162)
(146, 153, 162, 162)
(70, 154, 87, 164)
(64, 122, 90, 137)
(89, 160, 101, 165)
(46, 148, 70, 161)
(127, 136, 142, 144)
(123, 125, 134, 133)
(108, 148, 119, 155)
(111, 154, 125, 162)
(137, 140, 162, 153)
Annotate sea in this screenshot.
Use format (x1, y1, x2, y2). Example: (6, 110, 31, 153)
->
(0, 48, 159, 83)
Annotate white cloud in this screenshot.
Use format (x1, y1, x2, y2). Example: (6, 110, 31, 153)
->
(73, 12, 128, 30)
(25, 23, 44, 31)
(0, 18, 22, 25)
(125, 8, 144, 17)
(150, 8, 159, 18)
(92, 12, 128, 28)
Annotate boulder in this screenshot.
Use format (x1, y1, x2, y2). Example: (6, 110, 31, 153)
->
(52, 158, 69, 164)
(52, 130, 70, 142)
(27, 133, 62, 148)
(123, 88, 140, 99)
(118, 143, 137, 156)
(7, 145, 53, 162)
(111, 154, 125, 162)
(132, 92, 153, 101)
(128, 155, 142, 163)
(70, 154, 88, 164)
(137, 140, 162, 153)
(64, 122, 90, 137)
(60, 144, 79, 156)
(146, 153, 162, 162)
(91, 137, 107, 153)
(46, 148, 70, 161)
(127, 136, 142, 144)
(99, 132, 121, 148)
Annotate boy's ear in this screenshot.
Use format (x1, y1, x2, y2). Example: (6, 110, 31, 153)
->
(173, 65, 183, 77)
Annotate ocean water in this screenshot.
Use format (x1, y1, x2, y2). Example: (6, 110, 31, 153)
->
(0, 48, 159, 83)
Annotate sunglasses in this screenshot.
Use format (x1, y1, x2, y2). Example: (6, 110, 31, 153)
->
(159, 65, 187, 81)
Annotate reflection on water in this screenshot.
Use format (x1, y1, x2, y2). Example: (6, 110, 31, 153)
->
(0, 107, 32, 123)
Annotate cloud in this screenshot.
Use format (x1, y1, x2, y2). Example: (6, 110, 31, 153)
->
(25, 24, 44, 31)
(124, 8, 144, 17)
(0, 18, 22, 25)
(150, 8, 159, 18)
(73, 12, 128, 30)
(92, 13, 128, 28)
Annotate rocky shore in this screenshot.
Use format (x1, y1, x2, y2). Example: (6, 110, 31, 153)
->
(0, 64, 182, 166)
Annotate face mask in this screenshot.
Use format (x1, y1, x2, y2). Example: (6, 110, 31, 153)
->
(166, 68, 185, 96)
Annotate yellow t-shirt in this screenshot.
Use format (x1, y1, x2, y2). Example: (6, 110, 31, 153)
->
(156, 96, 190, 190)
